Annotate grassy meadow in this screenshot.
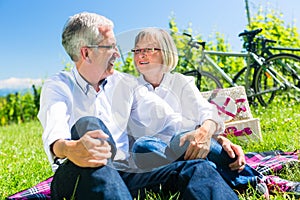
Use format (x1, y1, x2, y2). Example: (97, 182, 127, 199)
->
(0, 97, 299, 199)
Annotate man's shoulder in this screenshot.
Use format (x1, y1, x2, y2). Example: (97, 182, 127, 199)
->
(111, 70, 136, 79)
(43, 70, 74, 88)
(108, 70, 138, 86)
(46, 70, 72, 81)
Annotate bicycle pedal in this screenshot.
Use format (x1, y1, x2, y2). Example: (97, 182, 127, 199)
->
(250, 101, 259, 107)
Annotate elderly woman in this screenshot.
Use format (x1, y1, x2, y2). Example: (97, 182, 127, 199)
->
(129, 27, 263, 190)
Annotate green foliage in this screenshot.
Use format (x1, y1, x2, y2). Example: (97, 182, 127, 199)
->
(167, 8, 300, 89)
(114, 52, 139, 76)
(168, 17, 245, 88)
(63, 60, 75, 72)
(0, 85, 41, 126)
(248, 7, 300, 57)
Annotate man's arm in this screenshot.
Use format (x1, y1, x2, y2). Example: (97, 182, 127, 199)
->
(213, 135, 246, 172)
(51, 130, 112, 168)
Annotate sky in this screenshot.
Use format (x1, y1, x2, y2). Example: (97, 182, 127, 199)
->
(0, 0, 299, 89)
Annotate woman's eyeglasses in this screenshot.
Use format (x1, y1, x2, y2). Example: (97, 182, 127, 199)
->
(131, 48, 161, 55)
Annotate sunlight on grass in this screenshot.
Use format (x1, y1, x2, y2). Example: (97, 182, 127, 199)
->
(0, 120, 53, 198)
(0, 98, 299, 199)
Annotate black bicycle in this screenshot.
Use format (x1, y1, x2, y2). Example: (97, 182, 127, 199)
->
(177, 33, 223, 92)
(180, 29, 300, 106)
(237, 29, 300, 105)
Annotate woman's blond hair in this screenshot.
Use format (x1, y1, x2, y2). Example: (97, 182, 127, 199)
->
(134, 27, 178, 72)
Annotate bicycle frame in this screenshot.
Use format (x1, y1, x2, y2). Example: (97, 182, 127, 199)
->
(260, 41, 300, 92)
(260, 37, 300, 57)
(202, 49, 300, 98)
(269, 46, 300, 52)
(200, 50, 265, 98)
(182, 29, 300, 105)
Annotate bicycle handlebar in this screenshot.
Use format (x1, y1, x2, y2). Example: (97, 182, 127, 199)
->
(183, 32, 192, 37)
(182, 32, 206, 49)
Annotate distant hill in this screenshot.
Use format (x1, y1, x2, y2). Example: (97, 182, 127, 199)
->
(0, 77, 42, 97)
(0, 88, 33, 97)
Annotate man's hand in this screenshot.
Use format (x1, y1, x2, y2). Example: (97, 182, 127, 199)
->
(179, 127, 212, 160)
(216, 135, 246, 172)
(53, 130, 112, 168)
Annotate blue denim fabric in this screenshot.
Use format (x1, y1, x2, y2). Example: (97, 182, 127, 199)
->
(51, 160, 132, 199)
(51, 116, 131, 199)
(132, 136, 177, 169)
(121, 159, 239, 200)
(70, 116, 117, 158)
(51, 117, 239, 199)
(133, 133, 263, 189)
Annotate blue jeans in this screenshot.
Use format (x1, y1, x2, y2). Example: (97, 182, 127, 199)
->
(132, 133, 263, 189)
(51, 116, 239, 200)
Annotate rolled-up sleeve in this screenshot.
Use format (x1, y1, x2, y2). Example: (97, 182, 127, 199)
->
(180, 76, 224, 135)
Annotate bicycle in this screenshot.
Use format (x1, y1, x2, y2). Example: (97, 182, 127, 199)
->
(180, 29, 300, 106)
(176, 38, 223, 92)
(237, 29, 300, 105)
(259, 36, 300, 57)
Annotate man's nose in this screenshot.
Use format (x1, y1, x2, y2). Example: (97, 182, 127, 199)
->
(113, 47, 120, 58)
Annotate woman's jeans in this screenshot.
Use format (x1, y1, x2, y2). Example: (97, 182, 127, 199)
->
(51, 116, 239, 200)
(132, 133, 263, 189)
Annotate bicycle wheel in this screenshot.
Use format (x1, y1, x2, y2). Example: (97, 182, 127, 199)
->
(254, 53, 300, 106)
(232, 65, 258, 106)
(183, 70, 223, 91)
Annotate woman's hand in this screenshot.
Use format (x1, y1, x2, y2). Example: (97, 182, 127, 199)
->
(179, 126, 212, 160)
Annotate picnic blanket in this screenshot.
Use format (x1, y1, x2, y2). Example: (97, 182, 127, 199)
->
(245, 149, 299, 175)
(6, 150, 299, 200)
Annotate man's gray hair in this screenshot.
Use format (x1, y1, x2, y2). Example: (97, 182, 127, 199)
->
(62, 12, 114, 62)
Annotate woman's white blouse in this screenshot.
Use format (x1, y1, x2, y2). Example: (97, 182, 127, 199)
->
(138, 72, 224, 134)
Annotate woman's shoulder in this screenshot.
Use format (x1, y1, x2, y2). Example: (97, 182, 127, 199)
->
(170, 72, 194, 83)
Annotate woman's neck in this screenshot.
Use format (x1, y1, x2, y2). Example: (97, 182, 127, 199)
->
(143, 73, 164, 89)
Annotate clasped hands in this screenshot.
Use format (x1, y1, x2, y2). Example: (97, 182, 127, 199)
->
(63, 130, 112, 168)
(179, 127, 246, 172)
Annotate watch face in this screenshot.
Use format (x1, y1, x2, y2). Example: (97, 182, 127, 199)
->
(211, 95, 237, 122)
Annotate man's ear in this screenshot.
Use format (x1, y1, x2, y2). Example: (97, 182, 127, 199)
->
(81, 48, 91, 63)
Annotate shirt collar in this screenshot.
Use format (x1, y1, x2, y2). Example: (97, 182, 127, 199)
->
(72, 67, 107, 95)
(138, 75, 154, 91)
(138, 72, 171, 91)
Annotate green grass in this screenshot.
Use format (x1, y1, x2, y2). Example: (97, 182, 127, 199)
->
(0, 98, 299, 199)
(0, 120, 53, 199)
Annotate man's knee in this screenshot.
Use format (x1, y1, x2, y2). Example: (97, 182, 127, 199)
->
(71, 116, 117, 158)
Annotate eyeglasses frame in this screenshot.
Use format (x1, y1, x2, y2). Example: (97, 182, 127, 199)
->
(131, 47, 161, 55)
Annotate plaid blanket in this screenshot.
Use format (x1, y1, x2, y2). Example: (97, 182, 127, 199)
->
(6, 176, 52, 200)
(245, 150, 299, 175)
(6, 150, 299, 199)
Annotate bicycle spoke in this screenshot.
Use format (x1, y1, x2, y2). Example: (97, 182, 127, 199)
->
(183, 70, 222, 91)
(254, 53, 300, 106)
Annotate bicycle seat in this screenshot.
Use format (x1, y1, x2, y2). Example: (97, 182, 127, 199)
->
(238, 28, 262, 37)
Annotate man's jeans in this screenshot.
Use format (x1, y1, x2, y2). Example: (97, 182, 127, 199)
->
(51, 116, 239, 200)
(132, 133, 263, 189)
